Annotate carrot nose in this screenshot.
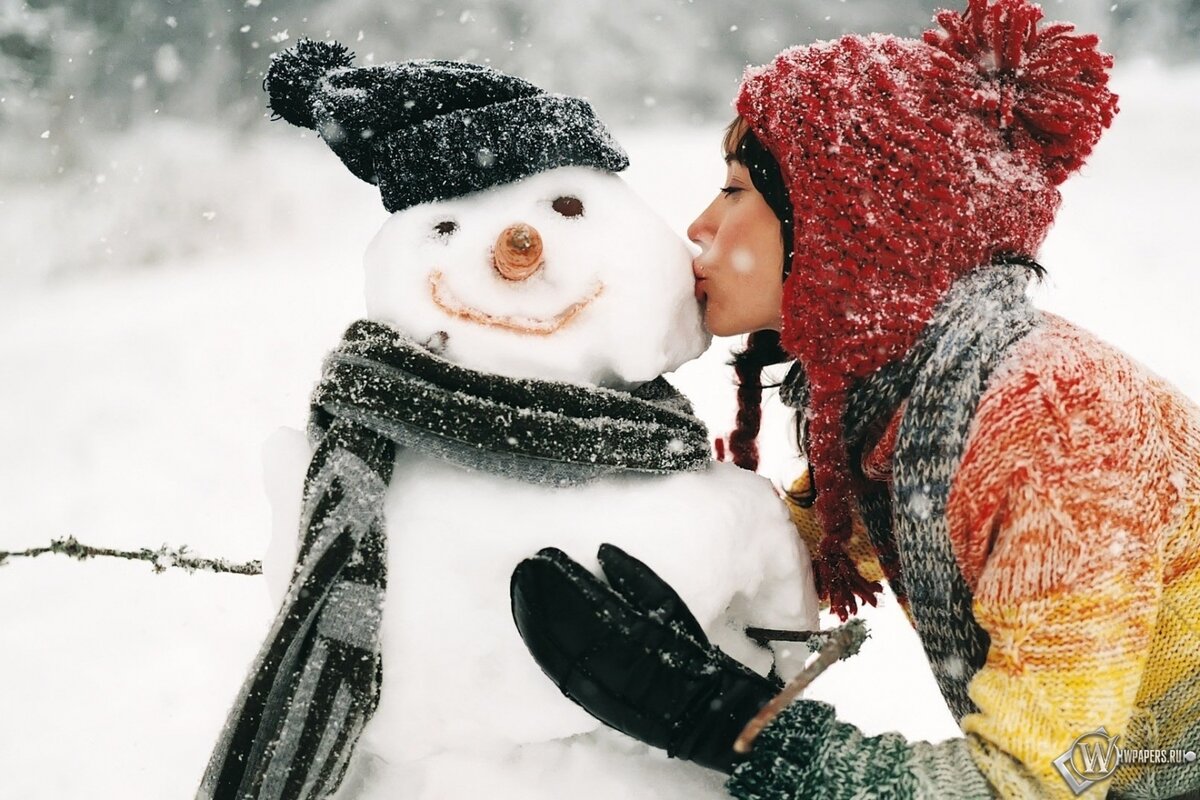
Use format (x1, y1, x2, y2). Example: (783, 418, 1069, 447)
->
(493, 223, 544, 281)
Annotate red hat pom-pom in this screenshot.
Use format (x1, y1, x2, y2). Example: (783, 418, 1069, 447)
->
(923, 0, 1119, 184)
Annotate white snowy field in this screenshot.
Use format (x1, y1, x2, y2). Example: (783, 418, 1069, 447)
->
(0, 61, 1197, 799)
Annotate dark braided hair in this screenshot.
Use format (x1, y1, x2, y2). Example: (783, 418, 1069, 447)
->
(728, 330, 792, 471)
(721, 117, 798, 472)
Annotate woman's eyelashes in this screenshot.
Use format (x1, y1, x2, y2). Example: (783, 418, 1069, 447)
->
(720, 186, 743, 197)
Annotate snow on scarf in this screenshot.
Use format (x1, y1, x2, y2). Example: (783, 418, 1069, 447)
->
(197, 319, 712, 800)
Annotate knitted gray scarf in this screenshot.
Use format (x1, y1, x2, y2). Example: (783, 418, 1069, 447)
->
(197, 319, 712, 800)
(782, 260, 1039, 722)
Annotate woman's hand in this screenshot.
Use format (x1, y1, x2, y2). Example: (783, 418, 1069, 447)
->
(510, 544, 782, 774)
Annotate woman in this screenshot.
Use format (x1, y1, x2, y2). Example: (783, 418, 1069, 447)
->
(510, 0, 1200, 798)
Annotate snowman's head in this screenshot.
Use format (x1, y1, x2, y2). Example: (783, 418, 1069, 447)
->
(364, 165, 710, 388)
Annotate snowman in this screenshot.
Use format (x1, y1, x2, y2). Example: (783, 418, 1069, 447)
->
(198, 40, 819, 800)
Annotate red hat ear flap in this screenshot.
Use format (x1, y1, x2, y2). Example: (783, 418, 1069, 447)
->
(806, 388, 883, 621)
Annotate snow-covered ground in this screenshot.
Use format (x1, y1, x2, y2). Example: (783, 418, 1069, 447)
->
(0, 61, 1197, 799)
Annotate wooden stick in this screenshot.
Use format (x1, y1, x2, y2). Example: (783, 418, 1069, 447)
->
(744, 626, 821, 646)
(734, 618, 869, 754)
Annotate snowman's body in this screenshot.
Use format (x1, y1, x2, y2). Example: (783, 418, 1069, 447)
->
(262, 166, 820, 799)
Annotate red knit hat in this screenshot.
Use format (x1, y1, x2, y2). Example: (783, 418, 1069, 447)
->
(735, 0, 1118, 620)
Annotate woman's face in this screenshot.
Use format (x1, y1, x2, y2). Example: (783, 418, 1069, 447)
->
(686, 155, 785, 337)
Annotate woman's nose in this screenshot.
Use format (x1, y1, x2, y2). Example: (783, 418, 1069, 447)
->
(687, 201, 717, 250)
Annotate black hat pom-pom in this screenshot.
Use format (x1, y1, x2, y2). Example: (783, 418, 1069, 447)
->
(264, 38, 354, 129)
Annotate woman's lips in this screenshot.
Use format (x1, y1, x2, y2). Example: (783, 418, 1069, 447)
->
(692, 261, 707, 302)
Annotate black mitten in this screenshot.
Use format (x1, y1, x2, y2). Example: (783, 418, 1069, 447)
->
(510, 544, 782, 774)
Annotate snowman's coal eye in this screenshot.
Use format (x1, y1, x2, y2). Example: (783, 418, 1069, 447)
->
(434, 220, 458, 237)
(552, 196, 584, 218)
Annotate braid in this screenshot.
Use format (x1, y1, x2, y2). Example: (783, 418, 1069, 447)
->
(728, 330, 792, 471)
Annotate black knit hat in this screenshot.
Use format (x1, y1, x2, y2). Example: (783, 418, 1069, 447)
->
(264, 39, 630, 212)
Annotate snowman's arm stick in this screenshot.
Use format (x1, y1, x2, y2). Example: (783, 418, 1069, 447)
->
(734, 618, 869, 753)
(744, 626, 820, 645)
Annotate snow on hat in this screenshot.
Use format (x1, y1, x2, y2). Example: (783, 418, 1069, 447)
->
(264, 39, 630, 212)
(735, 0, 1118, 620)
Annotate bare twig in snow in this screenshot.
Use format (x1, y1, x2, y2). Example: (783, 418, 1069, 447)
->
(0, 535, 261, 575)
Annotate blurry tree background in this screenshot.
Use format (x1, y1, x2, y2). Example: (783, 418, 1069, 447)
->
(1, 0, 1196, 281)
(4, 0, 1198, 167)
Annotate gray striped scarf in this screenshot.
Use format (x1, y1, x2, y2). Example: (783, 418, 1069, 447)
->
(197, 319, 712, 800)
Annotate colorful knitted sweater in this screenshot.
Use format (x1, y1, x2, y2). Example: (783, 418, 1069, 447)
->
(728, 312, 1200, 800)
